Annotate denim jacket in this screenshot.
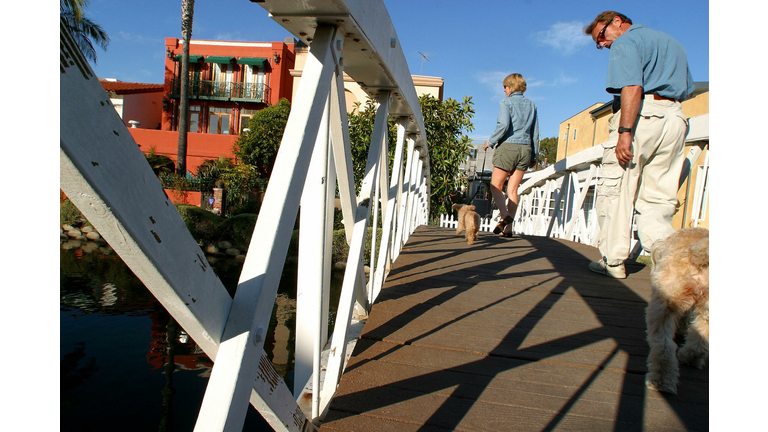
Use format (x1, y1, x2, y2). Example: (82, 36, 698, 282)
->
(488, 92, 540, 161)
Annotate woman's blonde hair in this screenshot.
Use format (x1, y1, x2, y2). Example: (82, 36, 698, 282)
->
(503, 73, 526, 93)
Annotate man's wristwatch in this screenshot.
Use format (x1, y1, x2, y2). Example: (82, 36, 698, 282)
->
(618, 126, 632, 134)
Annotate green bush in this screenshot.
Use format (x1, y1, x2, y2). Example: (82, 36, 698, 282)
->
(217, 213, 259, 251)
(229, 199, 261, 217)
(330, 227, 382, 266)
(174, 204, 225, 244)
(61, 198, 86, 226)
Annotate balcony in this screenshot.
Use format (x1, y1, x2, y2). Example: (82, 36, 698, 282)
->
(170, 79, 270, 104)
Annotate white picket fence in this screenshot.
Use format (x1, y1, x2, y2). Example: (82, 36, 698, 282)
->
(439, 213, 496, 232)
(60, 2, 431, 431)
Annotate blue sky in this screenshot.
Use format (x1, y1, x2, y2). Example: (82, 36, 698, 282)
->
(83, 0, 709, 142)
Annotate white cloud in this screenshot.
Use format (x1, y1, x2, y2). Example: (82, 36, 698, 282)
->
(476, 70, 577, 102)
(476, 71, 512, 102)
(532, 21, 592, 55)
(118, 31, 156, 44)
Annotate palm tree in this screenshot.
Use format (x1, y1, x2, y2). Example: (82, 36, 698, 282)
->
(176, 0, 196, 176)
(60, 0, 109, 64)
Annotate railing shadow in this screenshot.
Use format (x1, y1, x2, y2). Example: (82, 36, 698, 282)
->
(325, 226, 708, 431)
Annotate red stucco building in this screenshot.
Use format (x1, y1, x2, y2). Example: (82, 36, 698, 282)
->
(109, 37, 297, 176)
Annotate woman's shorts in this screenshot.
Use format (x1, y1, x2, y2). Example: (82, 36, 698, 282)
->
(492, 142, 531, 172)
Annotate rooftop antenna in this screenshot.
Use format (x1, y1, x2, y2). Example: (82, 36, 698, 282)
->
(416, 51, 431, 74)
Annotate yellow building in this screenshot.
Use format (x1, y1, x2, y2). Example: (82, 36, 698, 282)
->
(557, 83, 709, 230)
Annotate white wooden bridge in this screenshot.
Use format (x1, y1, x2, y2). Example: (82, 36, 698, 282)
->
(60, 1, 709, 431)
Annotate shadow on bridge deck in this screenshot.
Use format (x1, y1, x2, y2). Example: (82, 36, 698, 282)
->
(319, 225, 708, 431)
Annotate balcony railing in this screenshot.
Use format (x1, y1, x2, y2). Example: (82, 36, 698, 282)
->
(170, 79, 270, 103)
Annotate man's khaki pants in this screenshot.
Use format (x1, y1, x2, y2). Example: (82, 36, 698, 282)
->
(595, 95, 688, 266)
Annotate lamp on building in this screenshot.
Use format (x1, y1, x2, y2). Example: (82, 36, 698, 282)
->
(166, 48, 174, 59)
(273, 52, 281, 64)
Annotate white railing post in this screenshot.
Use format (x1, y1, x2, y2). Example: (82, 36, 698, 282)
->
(295, 89, 333, 401)
(319, 92, 391, 417)
(372, 119, 408, 303)
(394, 135, 415, 258)
(193, 25, 341, 432)
(565, 165, 597, 241)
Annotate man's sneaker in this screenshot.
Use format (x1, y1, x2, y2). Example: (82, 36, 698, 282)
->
(589, 259, 626, 279)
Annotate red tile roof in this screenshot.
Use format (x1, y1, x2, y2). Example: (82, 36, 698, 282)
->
(100, 80, 164, 95)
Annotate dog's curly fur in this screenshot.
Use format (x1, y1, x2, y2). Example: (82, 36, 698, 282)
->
(645, 227, 709, 394)
(452, 204, 481, 245)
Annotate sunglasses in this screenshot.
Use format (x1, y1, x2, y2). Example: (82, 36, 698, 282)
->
(595, 21, 610, 50)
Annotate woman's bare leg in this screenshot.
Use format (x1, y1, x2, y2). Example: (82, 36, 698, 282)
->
(490, 167, 511, 220)
(503, 168, 526, 234)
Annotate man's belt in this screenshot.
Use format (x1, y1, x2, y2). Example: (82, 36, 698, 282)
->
(612, 93, 679, 114)
(648, 93, 678, 102)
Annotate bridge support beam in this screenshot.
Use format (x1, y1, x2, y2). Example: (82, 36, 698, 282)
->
(193, 25, 342, 432)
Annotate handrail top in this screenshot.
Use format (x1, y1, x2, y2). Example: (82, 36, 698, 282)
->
(519, 145, 603, 194)
(253, 0, 429, 152)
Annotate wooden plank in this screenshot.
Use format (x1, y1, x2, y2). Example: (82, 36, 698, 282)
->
(319, 226, 709, 432)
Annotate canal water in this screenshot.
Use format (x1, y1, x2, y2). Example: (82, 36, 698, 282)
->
(60, 239, 343, 431)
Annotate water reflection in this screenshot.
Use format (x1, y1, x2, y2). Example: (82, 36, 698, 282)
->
(59, 238, 333, 431)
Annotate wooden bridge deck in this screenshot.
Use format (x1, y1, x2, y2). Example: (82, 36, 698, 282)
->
(319, 225, 708, 431)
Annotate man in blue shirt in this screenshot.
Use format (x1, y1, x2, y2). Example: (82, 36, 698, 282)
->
(584, 11, 695, 279)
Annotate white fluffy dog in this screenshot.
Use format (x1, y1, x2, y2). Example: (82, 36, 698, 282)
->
(452, 204, 481, 245)
(645, 227, 709, 394)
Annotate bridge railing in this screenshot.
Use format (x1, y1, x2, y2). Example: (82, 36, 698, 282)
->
(445, 137, 704, 257)
(60, 1, 430, 430)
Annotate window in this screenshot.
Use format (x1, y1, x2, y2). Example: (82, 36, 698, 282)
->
(239, 108, 258, 133)
(175, 104, 200, 132)
(572, 128, 577, 141)
(211, 63, 232, 98)
(243, 65, 265, 99)
(208, 107, 231, 134)
(189, 105, 201, 133)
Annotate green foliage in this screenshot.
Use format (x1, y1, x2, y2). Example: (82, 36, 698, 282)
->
(419, 94, 475, 216)
(220, 163, 262, 214)
(233, 98, 291, 178)
(347, 100, 398, 193)
(61, 198, 86, 226)
(217, 213, 258, 251)
(174, 204, 225, 244)
(346, 95, 475, 219)
(330, 227, 382, 266)
(144, 148, 175, 177)
(196, 156, 234, 185)
(60, 0, 110, 63)
(538, 136, 559, 167)
(230, 200, 261, 217)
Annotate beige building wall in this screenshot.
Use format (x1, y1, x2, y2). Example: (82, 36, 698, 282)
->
(556, 103, 604, 161)
(290, 46, 444, 114)
(557, 89, 709, 161)
(682, 91, 709, 118)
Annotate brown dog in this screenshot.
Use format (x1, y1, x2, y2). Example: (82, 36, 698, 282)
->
(452, 204, 481, 245)
(645, 227, 709, 394)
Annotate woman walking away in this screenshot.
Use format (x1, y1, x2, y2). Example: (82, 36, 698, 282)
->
(483, 73, 540, 237)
